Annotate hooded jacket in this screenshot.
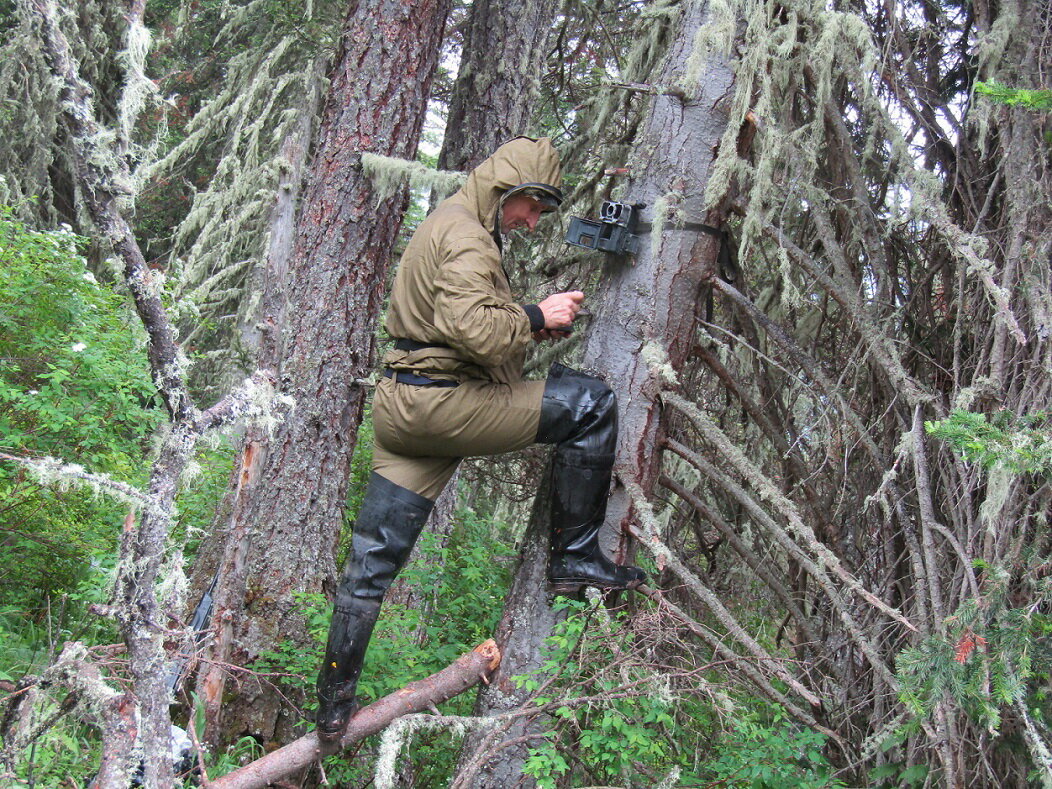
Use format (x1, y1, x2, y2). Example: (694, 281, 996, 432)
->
(383, 137, 562, 386)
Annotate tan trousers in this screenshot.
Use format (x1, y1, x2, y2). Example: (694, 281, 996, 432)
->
(371, 375, 546, 500)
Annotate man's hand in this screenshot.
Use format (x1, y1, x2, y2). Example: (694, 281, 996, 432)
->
(537, 290, 584, 331)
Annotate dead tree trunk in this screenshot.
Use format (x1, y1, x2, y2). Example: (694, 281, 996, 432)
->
(455, 1, 735, 783)
(22, 1, 286, 784)
(195, 0, 452, 746)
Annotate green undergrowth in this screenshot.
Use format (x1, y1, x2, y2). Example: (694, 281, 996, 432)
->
(0, 206, 244, 785)
(256, 521, 845, 788)
(253, 504, 517, 785)
(518, 597, 843, 789)
(0, 206, 164, 618)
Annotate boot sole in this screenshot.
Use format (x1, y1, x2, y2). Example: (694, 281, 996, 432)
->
(316, 726, 346, 743)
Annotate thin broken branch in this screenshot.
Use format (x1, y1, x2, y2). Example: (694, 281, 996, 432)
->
(622, 480, 824, 708)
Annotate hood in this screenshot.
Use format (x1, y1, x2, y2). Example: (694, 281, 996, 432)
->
(457, 136, 563, 233)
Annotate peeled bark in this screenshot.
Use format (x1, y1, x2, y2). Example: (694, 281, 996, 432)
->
(195, 0, 452, 746)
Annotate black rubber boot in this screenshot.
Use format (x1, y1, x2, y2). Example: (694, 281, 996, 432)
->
(315, 473, 434, 742)
(315, 598, 376, 741)
(536, 363, 645, 590)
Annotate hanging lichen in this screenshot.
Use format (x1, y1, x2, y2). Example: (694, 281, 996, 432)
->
(360, 152, 466, 204)
(142, 1, 345, 397)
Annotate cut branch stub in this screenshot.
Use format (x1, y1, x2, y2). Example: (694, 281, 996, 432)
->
(210, 640, 501, 789)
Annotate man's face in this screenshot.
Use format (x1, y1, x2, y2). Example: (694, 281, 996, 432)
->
(499, 193, 545, 234)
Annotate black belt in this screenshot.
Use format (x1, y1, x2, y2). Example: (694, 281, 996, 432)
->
(394, 337, 451, 352)
(383, 368, 459, 388)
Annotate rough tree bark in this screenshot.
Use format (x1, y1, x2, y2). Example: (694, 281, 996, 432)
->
(239, 61, 327, 375)
(454, 1, 735, 783)
(194, 0, 452, 746)
(579, 0, 734, 539)
(437, 0, 558, 173)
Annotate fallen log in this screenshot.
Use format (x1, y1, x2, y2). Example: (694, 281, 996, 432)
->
(209, 640, 502, 789)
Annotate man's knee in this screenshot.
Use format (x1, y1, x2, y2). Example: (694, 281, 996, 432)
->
(536, 363, 618, 450)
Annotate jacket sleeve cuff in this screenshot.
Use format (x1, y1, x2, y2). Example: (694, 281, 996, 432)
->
(521, 304, 545, 333)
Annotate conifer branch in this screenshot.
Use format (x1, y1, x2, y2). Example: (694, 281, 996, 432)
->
(764, 221, 933, 407)
(709, 275, 937, 631)
(662, 392, 916, 633)
(911, 406, 950, 627)
(658, 473, 822, 649)
(662, 437, 901, 688)
(0, 452, 157, 514)
(632, 583, 842, 742)
(712, 277, 894, 472)
(194, 370, 285, 433)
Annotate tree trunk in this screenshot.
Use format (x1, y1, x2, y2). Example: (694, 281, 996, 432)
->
(455, 1, 734, 783)
(185, 57, 325, 638)
(195, 0, 452, 746)
(580, 0, 734, 545)
(437, 0, 558, 173)
(238, 58, 327, 377)
(452, 477, 560, 789)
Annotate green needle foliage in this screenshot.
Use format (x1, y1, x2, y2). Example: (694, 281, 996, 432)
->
(894, 411, 1052, 761)
(975, 82, 1052, 112)
(925, 410, 1052, 476)
(897, 562, 1052, 732)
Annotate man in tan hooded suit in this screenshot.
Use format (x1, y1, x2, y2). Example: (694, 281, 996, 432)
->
(316, 137, 644, 741)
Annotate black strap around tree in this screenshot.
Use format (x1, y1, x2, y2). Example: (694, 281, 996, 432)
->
(634, 221, 738, 283)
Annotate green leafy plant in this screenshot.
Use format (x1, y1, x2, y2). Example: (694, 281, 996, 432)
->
(0, 205, 163, 615)
(521, 601, 673, 787)
(518, 597, 843, 788)
(703, 705, 841, 788)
